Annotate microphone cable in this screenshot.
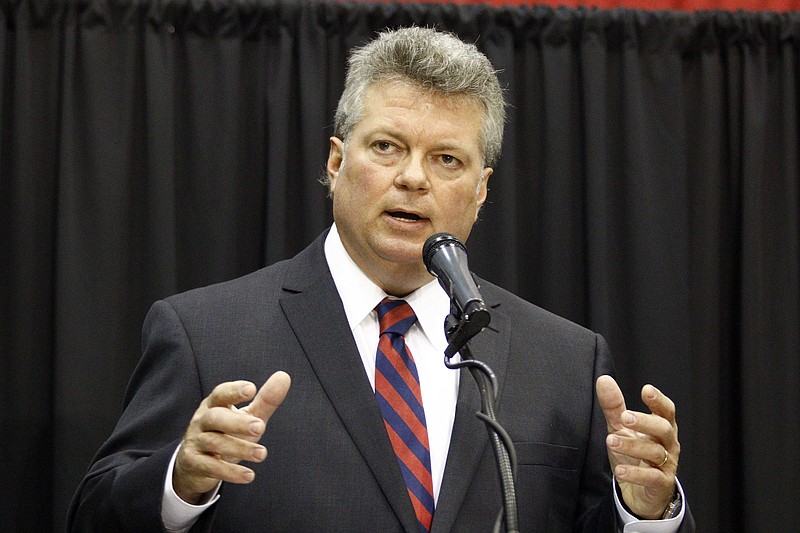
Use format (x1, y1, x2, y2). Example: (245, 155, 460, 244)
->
(445, 339, 519, 533)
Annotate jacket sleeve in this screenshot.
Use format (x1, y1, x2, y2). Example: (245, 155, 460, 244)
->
(67, 300, 208, 532)
(572, 333, 619, 532)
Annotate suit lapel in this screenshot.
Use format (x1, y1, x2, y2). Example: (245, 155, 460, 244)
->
(431, 303, 511, 533)
(279, 238, 419, 533)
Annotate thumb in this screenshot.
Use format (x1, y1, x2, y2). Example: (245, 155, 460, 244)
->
(243, 371, 292, 423)
(595, 374, 626, 432)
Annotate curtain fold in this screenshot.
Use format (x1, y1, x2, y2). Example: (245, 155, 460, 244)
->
(2, 1, 798, 530)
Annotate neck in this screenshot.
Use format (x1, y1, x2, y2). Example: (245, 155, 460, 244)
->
(368, 264, 434, 297)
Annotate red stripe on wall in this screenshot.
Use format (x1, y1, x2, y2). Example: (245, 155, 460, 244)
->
(348, 0, 800, 12)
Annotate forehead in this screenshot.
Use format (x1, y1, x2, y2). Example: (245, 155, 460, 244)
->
(363, 79, 483, 115)
(356, 80, 485, 142)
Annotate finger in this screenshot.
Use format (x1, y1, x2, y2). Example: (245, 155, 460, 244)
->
(647, 447, 671, 470)
(619, 410, 674, 444)
(243, 371, 292, 423)
(606, 434, 671, 469)
(206, 380, 257, 409)
(192, 431, 268, 464)
(178, 448, 258, 486)
(197, 405, 265, 439)
(613, 462, 674, 496)
(641, 384, 677, 424)
(595, 375, 627, 431)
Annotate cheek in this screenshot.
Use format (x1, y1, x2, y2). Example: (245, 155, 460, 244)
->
(334, 164, 383, 214)
(352, 166, 392, 204)
(458, 186, 483, 212)
(441, 189, 482, 229)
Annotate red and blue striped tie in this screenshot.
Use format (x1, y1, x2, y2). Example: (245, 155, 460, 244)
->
(375, 298, 435, 533)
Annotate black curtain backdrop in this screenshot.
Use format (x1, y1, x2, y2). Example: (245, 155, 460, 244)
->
(1, 0, 798, 530)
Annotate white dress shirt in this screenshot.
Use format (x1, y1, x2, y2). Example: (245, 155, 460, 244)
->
(161, 224, 684, 532)
(324, 223, 458, 503)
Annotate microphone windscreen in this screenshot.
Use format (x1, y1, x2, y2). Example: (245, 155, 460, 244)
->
(423, 232, 464, 272)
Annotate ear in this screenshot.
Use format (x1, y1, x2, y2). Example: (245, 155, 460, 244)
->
(475, 167, 492, 217)
(326, 137, 345, 194)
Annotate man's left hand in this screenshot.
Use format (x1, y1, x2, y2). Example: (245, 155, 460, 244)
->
(595, 375, 680, 519)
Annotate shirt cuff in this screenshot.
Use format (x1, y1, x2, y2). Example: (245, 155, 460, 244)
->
(161, 444, 222, 532)
(614, 477, 686, 533)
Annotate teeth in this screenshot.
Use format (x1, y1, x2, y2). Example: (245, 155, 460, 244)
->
(389, 211, 421, 221)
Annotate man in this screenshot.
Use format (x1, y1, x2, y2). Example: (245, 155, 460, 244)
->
(69, 27, 694, 532)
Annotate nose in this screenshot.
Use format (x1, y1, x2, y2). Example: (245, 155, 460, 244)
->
(394, 154, 430, 192)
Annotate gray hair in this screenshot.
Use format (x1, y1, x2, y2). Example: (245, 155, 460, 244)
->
(333, 26, 506, 167)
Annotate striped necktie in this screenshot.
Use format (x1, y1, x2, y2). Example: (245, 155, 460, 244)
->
(374, 298, 435, 533)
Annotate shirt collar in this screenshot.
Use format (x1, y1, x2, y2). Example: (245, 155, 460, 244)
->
(324, 223, 450, 348)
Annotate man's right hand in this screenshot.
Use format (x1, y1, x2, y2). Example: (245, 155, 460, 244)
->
(173, 371, 292, 504)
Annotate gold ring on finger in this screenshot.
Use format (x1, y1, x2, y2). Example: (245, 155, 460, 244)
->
(656, 449, 669, 468)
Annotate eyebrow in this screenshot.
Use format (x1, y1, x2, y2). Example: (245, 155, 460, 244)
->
(367, 127, 470, 153)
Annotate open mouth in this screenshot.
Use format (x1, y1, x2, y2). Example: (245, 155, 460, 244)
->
(387, 211, 423, 222)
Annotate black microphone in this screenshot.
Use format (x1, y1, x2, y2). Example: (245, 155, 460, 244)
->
(422, 233, 490, 330)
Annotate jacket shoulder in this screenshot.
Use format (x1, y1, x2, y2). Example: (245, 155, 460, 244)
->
(477, 277, 597, 341)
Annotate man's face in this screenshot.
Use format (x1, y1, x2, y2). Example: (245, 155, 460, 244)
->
(326, 81, 492, 295)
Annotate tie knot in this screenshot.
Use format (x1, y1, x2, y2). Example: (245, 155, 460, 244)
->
(376, 298, 417, 337)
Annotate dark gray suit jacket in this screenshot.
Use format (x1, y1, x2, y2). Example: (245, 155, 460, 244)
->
(68, 231, 693, 532)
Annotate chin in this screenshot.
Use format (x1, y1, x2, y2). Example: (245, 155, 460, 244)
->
(379, 250, 423, 267)
(375, 241, 425, 266)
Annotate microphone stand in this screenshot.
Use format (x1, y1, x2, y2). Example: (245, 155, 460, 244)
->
(443, 309, 519, 533)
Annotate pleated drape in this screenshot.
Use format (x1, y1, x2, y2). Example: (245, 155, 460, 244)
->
(1, 1, 798, 530)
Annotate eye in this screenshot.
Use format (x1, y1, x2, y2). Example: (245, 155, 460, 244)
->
(438, 154, 462, 169)
(373, 140, 396, 153)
